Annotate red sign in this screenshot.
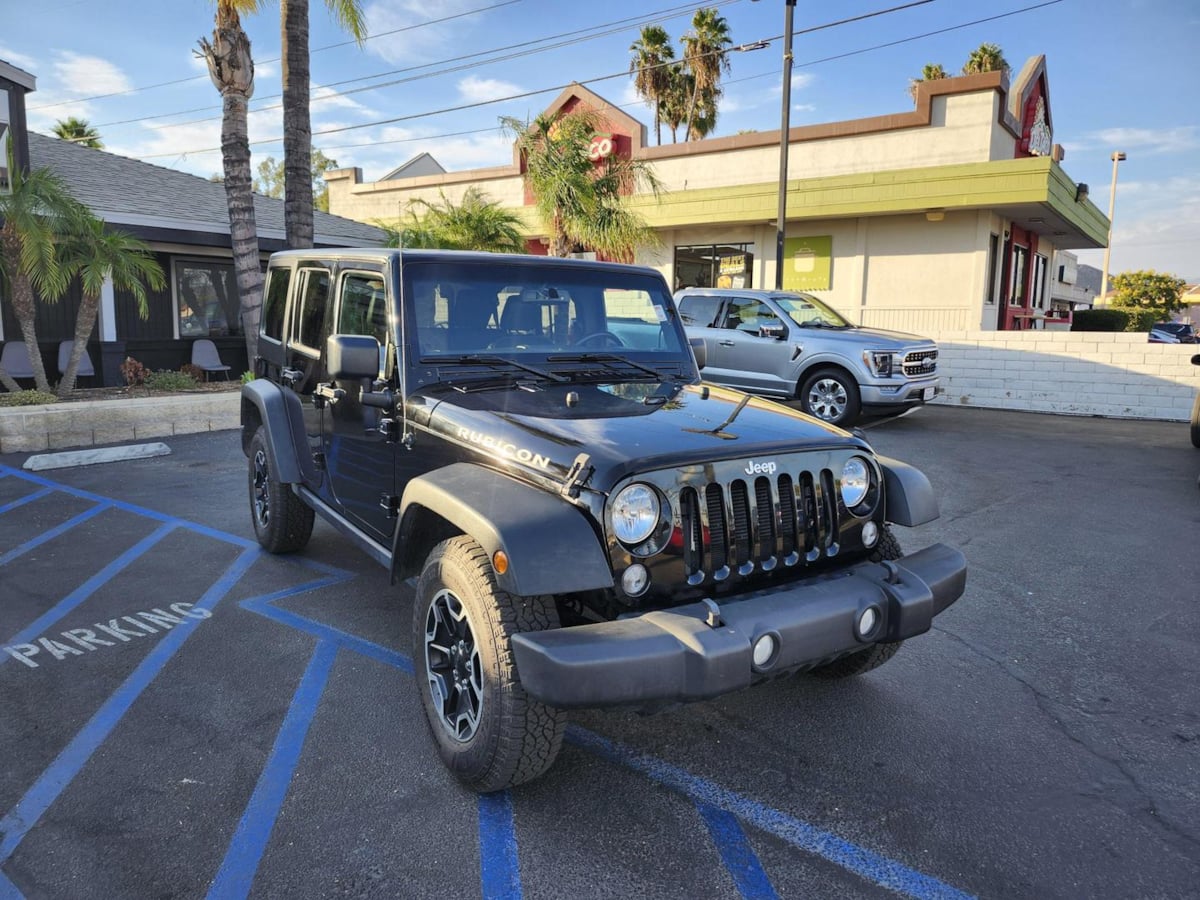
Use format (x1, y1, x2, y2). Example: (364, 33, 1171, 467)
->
(587, 134, 613, 161)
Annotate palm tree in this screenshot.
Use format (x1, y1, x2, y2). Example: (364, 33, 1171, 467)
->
(962, 43, 1008, 75)
(502, 108, 662, 261)
(281, 0, 366, 249)
(52, 117, 103, 149)
(658, 65, 690, 144)
(382, 187, 525, 254)
(55, 216, 165, 395)
(0, 166, 80, 393)
(687, 84, 719, 140)
(908, 63, 949, 102)
(681, 7, 731, 142)
(198, 0, 265, 366)
(629, 25, 675, 147)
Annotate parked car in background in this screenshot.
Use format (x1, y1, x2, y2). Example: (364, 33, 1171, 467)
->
(675, 288, 939, 427)
(1149, 322, 1197, 344)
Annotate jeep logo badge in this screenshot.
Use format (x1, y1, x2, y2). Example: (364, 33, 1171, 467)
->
(744, 460, 777, 476)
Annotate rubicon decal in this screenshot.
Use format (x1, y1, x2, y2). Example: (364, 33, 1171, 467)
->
(456, 428, 551, 470)
(744, 460, 777, 476)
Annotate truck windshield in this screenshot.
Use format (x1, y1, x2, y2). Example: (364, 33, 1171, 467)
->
(775, 294, 851, 328)
(404, 260, 690, 363)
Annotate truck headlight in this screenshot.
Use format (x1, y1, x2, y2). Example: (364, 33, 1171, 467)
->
(611, 483, 660, 545)
(863, 350, 894, 377)
(840, 457, 871, 508)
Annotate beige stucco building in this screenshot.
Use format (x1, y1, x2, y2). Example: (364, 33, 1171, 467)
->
(327, 55, 1109, 333)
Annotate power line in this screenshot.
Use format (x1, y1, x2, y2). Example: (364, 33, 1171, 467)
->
(134, 0, 1059, 163)
(92, 0, 740, 132)
(26, 0, 525, 112)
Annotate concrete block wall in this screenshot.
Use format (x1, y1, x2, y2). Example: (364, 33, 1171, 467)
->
(0, 393, 240, 454)
(925, 331, 1199, 421)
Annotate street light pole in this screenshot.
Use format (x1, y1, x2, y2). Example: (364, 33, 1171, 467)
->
(774, 0, 797, 290)
(1099, 151, 1126, 302)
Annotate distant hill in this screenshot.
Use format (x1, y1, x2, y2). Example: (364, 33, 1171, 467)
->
(1076, 264, 1103, 295)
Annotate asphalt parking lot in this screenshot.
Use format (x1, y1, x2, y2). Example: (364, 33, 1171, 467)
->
(1, 405, 1197, 899)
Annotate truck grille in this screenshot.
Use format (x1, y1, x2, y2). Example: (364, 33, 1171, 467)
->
(679, 469, 840, 583)
(901, 348, 938, 377)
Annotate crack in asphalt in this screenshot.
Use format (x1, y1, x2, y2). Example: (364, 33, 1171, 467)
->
(932, 624, 1200, 858)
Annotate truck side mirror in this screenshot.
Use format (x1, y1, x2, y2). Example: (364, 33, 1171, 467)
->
(326, 334, 380, 380)
(688, 336, 707, 369)
(759, 323, 787, 340)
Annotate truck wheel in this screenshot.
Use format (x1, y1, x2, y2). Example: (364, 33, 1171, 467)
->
(414, 536, 566, 792)
(810, 525, 904, 678)
(799, 367, 861, 427)
(248, 427, 314, 553)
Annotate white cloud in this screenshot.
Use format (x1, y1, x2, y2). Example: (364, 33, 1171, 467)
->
(1073, 126, 1198, 156)
(53, 52, 132, 97)
(312, 85, 377, 117)
(362, 0, 493, 65)
(457, 75, 523, 104)
(0, 44, 39, 72)
(1076, 175, 1200, 279)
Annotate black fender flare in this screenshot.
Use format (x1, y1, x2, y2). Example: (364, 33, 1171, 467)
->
(392, 462, 614, 598)
(240, 380, 318, 485)
(877, 456, 940, 526)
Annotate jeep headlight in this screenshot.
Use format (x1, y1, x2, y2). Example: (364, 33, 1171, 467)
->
(611, 483, 660, 545)
(840, 457, 871, 508)
(863, 350, 894, 377)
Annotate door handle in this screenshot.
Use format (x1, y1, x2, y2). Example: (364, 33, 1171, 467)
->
(717, 340, 735, 347)
(315, 383, 345, 405)
(280, 367, 302, 387)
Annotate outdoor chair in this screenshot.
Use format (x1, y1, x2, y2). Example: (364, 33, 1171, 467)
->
(191, 339, 231, 380)
(57, 341, 95, 378)
(0, 342, 36, 380)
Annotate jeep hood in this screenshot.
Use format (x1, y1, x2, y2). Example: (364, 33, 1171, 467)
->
(417, 381, 868, 488)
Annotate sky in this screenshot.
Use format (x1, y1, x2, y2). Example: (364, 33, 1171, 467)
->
(2, 0, 1198, 279)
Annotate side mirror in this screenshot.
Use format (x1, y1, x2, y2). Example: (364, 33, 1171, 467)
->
(759, 323, 787, 340)
(326, 334, 380, 380)
(688, 336, 707, 370)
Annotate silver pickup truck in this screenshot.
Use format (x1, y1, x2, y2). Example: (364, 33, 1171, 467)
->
(676, 288, 939, 427)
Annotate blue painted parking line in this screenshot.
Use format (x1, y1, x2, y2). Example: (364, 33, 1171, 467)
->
(1, 523, 177, 667)
(0, 502, 110, 567)
(207, 639, 339, 900)
(0, 547, 260, 864)
(0, 869, 21, 900)
(0, 487, 54, 518)
(478, 791, 522, 900)
(696, 802, 779, 900)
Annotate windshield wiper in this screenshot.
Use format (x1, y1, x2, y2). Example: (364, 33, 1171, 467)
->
(796, 320, 847, 329)
(428, 354, 566, 382)
(546, 353, 666, 380)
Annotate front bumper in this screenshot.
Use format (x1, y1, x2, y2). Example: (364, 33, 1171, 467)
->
(511, 543, 966, 708)
(859, 377, 938, 409)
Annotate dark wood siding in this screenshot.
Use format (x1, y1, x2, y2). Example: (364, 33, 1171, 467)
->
(116, 251, 174, 340)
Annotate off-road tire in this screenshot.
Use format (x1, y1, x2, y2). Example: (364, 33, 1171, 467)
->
(1190, 391, 1200, 448)
(799, 367, 861, 428)
(414, 536, 566, 792)
(248, 427, 314, 553)
(809, 525, 904, 678)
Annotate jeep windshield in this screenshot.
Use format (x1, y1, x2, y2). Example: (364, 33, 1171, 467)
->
(774, 294, 851, 329)
(404, 258, 692, 382)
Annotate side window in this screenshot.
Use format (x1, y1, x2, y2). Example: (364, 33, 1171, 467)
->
(678, 295, 722, 327)
(337, 272, 388, 346)
(291, 268, 331, 354)
(721, 298, 781, 335)
(260, 266, 290, 342)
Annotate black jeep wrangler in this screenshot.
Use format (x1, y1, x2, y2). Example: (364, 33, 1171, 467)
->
(241, 249, 967, 791)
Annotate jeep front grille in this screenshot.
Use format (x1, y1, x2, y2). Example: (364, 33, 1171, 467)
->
(680, 469, 840, 583)
(902, 348, 938, 376)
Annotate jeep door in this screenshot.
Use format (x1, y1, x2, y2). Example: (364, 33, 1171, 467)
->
(284, 264, 335, 495)
(321, 265, 397, 543)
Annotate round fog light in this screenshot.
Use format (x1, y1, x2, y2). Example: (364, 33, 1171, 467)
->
(857, 607, 879, 638)
(862, 521, 879, 548)
(621, 564, 649, 597)
(752, 633, 777, 668)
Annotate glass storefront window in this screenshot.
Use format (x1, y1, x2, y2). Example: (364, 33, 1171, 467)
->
(673, 244, 754, 291)
(176, 259, 240, 337)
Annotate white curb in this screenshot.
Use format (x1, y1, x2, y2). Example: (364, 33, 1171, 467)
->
(22, 442, 173, 472)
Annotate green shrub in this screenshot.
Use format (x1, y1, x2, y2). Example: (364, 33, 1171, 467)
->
(0, 390, 59, 407)
(1071, 308, 1129, 332)
(240, 370, 255, 385)
(1123, 309, 1160, 333)
(144, 369, 200, 391)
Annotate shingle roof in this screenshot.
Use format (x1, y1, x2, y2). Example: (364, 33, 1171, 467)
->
(28, 132, 385, 247)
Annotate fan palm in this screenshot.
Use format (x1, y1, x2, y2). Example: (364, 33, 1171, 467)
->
(908, 63, 949, 102)
(281, 0, 366, 249)
(629, 25, 675, 147)
(55, 215, 165, 395)
(502, 108, 661, 260)
(658, 65, 690, 144)
(198, 0, 265, 366)
(681, 7, 731, 142)
(51, 117, 103, 149)
(0, 166, 81, 393)
(962, 43, 1008, 75)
